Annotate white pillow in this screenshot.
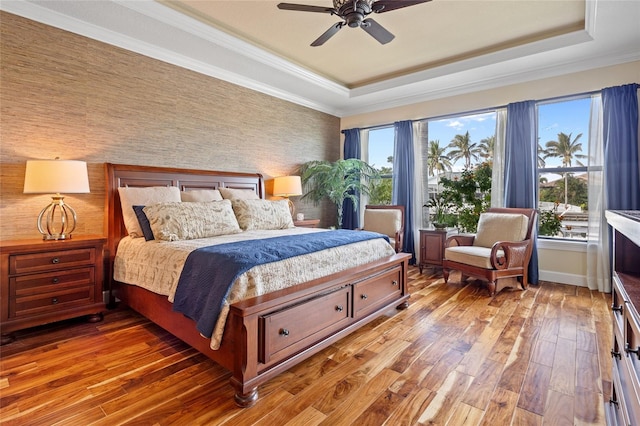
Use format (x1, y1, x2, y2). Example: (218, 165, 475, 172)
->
(180, 189, 223, 202)
(232, 199, 294, 230)
(143, 200, 241, 241)
(219, 187, 260, 200)
(118, 186, 181, 238)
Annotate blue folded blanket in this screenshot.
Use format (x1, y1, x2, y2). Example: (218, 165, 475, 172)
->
(172, 229, 389, 338)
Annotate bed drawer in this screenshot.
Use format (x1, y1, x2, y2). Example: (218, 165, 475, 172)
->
(259, 287, 351, 364)
(9, 248, 96, 275)
(353, 266, 402, 318)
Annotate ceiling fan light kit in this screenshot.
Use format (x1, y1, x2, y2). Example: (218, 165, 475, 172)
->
(277, 0, 431, 46)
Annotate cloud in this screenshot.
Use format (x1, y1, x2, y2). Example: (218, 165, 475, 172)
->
(446, 120, 464, 129)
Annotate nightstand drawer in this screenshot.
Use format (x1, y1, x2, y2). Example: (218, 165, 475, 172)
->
(11, 286, 94, 317)
(10, 248, 96, 275)
(11, 267, 95, 296)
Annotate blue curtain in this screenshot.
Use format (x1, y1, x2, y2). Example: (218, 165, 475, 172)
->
(602, 84, 640, 210)
(392, 120, 415, 263)
(504, 100, 539, 285)
(342, 128, 361, 230)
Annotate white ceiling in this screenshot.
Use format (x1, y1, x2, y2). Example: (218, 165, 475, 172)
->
(2, 1, 639, 117)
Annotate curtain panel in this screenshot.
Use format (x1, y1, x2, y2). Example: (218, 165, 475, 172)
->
(602, 83, 640, 211)
(342, 128, 362, 230)
(504, 100, 539, 285)
(392, 120, 416, 263)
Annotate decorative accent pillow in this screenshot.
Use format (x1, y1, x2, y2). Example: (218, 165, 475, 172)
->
(143, 200, 241, 241)
(132, 205, 154, 241)
(473, 213, 529, 248)
(219, 187, 260, 200)
(232, 199, 294, 230)
(180, 189, 223, 202)
(118, 186, 181, 238)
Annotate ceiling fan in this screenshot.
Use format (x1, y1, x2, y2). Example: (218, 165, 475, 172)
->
(277, 0, 431, 46)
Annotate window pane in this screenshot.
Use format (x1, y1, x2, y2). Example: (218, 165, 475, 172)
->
(425, 111, 496, 231)
(538, 98, 591, 240)
(368, 127, 394, 205)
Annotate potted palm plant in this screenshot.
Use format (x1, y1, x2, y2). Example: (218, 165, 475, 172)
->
(299, 159, 380, 228)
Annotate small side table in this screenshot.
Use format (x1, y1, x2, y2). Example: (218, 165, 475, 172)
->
(419, 228, 456, 273)
(294, 219, 320, 228)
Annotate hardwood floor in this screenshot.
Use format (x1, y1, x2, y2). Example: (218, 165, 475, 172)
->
(0, 267, 613, 425)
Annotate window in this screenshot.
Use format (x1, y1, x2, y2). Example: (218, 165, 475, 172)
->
(368, 127, 394, 205)
(537, 97, 592, 240)
(425, 111, 497, 231)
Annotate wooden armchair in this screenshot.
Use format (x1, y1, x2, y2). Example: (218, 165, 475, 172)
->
(442, 207, 537, 296)
(361, 205, 405, 252)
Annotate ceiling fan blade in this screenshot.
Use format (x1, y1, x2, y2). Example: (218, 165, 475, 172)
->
(372, 0, 432, 13)
(311, 22, 344, 46)
(361, 18, 394, 44)
(277, 3, 335, 13)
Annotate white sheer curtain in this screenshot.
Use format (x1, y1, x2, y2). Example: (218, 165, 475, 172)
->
(491, 108, 507, 207)
(586, 94, 610, 292)
(412, 121, 426, 263)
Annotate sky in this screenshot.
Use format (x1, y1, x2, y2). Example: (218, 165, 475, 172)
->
(367, 96, 592, 172)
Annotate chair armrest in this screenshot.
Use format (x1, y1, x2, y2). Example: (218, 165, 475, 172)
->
(489, 240, 530, 270)
(445, 235, 475, 247)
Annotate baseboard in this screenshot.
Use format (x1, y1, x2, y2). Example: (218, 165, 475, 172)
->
(539, 269, 587, 287)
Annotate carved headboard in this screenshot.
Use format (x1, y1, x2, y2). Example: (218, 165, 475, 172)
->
(104, 162, 265, 274)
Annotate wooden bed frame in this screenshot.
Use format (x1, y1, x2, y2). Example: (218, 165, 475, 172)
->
(104, 163, 411, 407)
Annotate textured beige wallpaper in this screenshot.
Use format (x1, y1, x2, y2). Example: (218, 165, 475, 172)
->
(0, 12, 340, 240)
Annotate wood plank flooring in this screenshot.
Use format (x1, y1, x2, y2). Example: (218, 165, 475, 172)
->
(0, 267, 613, 425)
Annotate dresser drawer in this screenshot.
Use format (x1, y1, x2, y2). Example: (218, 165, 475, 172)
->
(259, 287, 351, 364)
(353, 266, 402, 318)
(10, 267, 95, 296)
(11, 286, 94, 318)
(9, 248, 96, 275)
(612, 276, 625, 331)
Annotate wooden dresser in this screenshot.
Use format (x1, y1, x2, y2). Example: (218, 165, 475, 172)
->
(0, 236, 106, 344)
(605, 210, 640, 424)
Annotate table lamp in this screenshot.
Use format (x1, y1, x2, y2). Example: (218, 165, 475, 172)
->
(273, 175, 302, 217)
(23, 159, 90, 240)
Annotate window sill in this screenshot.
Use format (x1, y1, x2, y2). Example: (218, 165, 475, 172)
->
(537, 237, 587, 253)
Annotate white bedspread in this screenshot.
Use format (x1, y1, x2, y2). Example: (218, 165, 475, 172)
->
(113, 228, 396, 349)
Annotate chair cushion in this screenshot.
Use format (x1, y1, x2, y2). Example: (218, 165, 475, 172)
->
(445, 246, 505, 269)
(473, 213, 529, 248)
(363, 209, 402, 239)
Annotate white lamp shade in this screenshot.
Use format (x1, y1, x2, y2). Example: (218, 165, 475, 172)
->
(23, 160, 90, 194)
(273, 176, 302, 197)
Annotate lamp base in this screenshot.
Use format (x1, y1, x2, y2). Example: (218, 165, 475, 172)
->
(43, 233, 73, 241)
(286, 198, 295, 218)
(37, 195, 77, 240)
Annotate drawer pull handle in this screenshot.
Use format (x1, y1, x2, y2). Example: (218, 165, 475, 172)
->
(361, 294, 368, 300)
(280, 328, 290, 337)
(611, 349, 622, 360)
(51, 298, 58, 304)
(392, 280, 398, 286)
(611, 304, 623, 313)
(51, 257, 60, 264)
(335, 305, 344, 312)
(52, 277, 59, 284)
(625, 343, 640, 359)
(609, 397, 619, 408)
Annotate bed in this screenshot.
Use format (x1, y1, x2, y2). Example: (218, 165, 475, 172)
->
(104, 163, 411, 407)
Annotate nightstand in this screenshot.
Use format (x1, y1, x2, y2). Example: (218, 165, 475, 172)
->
(419, 228, 456, 273)
(294, 219, 320, 228)
(0, 236, 106, 344)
